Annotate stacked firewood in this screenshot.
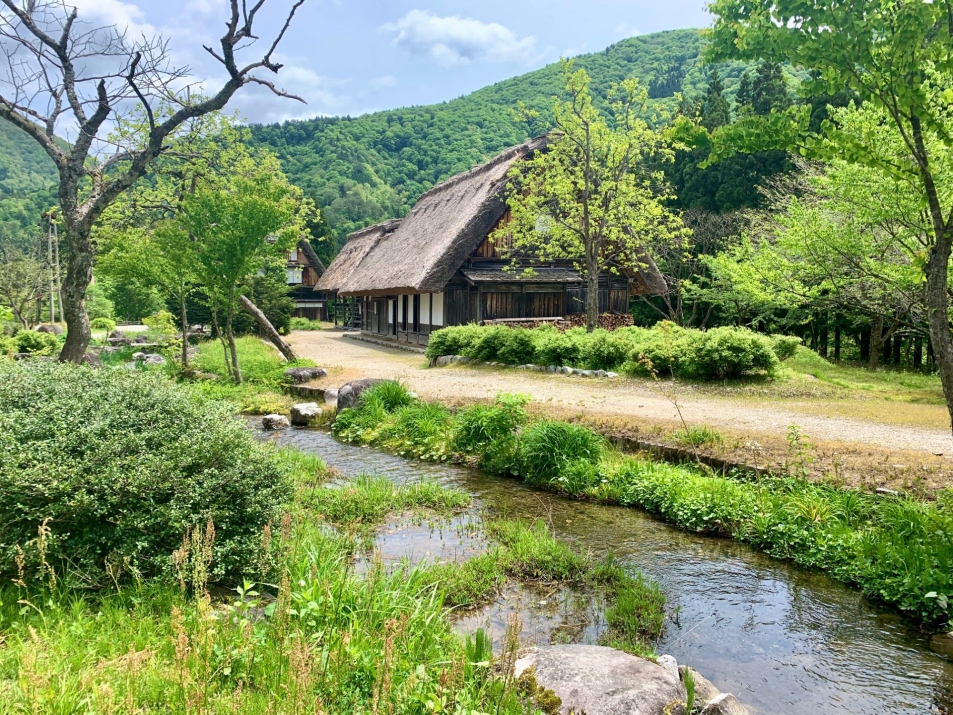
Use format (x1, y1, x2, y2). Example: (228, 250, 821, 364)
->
(567, 313, 635, 331)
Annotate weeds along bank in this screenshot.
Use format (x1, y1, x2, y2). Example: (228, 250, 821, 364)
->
(0, 360, 668, 714)
(333, 382, 953, 629)
(426, 322, 801, 379)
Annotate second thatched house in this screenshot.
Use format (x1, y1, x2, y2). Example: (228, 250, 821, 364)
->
(316, 136, 666, 345)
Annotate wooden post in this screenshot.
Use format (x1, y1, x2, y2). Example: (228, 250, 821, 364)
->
(238, 295, 298, 362)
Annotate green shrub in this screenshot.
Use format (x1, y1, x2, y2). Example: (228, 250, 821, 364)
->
(454, 393, 529, 472)
(90, 317, 117, 332)
(581, 329, 639, 370)
(683, 327, 779, 379)
(497, 328, 537, 365)
(290, 317, 323, 331)
(361, 380, 416, 412)
(143, 310, 176, 337)
(15, 330, 60, 355)
(520, 421, 604, 485)
(770, 334, 802, 362)
(464, 325, 513, 362)
(534, 325, 583, 366)
(425, 324, 484, 360)
(0, 361, 291, 586)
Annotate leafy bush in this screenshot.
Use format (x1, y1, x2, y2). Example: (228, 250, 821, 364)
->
(581, 328, 640, 370)
(682, 327, 779, 379)
(290, 317, 323, 331)
(15, 330, 60, 355)
(454, 393, 529, 472)
(425, 324, 484, 360)
(143, 310, 177, 337)
(0, 361, 291, 586)
(519, 421, 604, 485)
(770, 334, 802, 362)
(90, 317, 117, 332)
(362, 380, 416, 412)
(534, 325, 583, 366)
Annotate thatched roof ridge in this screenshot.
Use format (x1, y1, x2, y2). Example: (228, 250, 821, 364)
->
(315, 219, 400, 292)
(338, 135, 549, 297)
(296, 238, 326, 276)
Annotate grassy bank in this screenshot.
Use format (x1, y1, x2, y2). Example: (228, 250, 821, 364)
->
(0, 360, 668, 713)
(332, 382, 953, 629)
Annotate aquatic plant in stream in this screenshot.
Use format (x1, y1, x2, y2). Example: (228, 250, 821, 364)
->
(519, 421, 604, 487)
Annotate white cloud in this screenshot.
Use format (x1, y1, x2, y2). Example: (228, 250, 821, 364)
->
(371, 75, 397, 90)
(383, 10, 536, 66)
(69, 0, 156, 37)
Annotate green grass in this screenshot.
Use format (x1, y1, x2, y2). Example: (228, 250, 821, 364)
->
(190, 336, 317, 413)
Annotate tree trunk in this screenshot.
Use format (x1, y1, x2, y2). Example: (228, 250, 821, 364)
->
(180, 295, 190, 369)
(211, 309, 231, 379)
(869, 315, 883, 371)
(882, 335, 891, 365)
(225, 302, 242, 384)
(914, 336, 923, 368)
(924, 235, 953, 430)
(239, 294, 298, 361)
(585, 270, 599, 333)
(58, 225, 94, 363)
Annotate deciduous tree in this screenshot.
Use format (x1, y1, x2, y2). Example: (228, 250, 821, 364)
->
(0, 0, 306, 362)
(706, 0, 953, 434)
(496, 61, 686, 332)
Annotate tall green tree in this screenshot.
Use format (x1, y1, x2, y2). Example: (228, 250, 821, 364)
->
(496, 61, 687, 332)
(182, 156, 307, 383)
(0, 0, 305, 362)
(707, 0, 953, 434)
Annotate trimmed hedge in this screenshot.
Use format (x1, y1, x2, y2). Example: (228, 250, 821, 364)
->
(427, 322, 789, 380)
(0, 361, 291, 586)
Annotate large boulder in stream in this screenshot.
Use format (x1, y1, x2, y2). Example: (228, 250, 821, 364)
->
(514, 644, 686, 715)
(290, 402, 322, 426)
(699, 693, 750, 715)
(336, 379, 383, 411)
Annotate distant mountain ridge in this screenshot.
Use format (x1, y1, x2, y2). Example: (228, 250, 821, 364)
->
(0, 28, 754, 247)
(250, 28, 758, 254)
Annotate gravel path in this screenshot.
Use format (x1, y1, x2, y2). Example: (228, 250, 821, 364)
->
(289, 331, 953, 456)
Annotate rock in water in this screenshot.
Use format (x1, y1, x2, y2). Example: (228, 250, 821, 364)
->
(656, 654, 679, 681)
(699, 693, 750, 715)
(513, 644, 686, 715)
(262, 414, 290, 430)
(143, 354, 166, 366)
(336, 379, 383, 411)
(679, 666, 721, 708)
(323, 388, 338, 404)
(290, 402, 322, 426)
(284, 367, 328, 384)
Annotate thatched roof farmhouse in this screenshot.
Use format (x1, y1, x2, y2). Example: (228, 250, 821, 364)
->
(318, 136, 666, 344)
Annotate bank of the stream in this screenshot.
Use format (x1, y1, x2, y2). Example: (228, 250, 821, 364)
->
(329, 381, 953, 630)
(259, 421, 953, 715)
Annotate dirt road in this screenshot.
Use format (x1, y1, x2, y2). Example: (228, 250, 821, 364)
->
(289, 331, 953, 460)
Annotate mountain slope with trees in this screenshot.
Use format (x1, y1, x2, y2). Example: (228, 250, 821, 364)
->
(249, 28, 786, 258)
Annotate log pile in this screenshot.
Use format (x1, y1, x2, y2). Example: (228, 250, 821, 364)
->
(567, 313, 635, 331)
(481, 313, 634, 332)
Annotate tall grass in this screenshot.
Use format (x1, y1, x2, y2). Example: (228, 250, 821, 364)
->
(334, 382, 953, 628)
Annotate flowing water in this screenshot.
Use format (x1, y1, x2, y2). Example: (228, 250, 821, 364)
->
(255, 424, 953, 715)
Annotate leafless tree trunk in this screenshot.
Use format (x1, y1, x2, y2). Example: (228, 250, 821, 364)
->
(0, 0, 307, 362)
(239, 294, 297, 361)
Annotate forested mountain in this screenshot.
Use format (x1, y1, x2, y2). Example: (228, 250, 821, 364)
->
(250, 28, 784, 258)
(0, 28, 792, 256)
(0, 120, 57, 233)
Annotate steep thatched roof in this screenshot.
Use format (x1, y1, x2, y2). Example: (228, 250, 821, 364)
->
(338, 136, 549, 297)
(315, 220, 400, 293)
(460, 267, 582, 284)
(297, 238, 325, 276)
(328, 134, 668, 298)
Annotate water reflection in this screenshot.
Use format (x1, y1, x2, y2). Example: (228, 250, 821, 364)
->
(255, 423, 953, 715)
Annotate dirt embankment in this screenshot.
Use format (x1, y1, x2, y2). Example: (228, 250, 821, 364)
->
(289, 331, 953, 497)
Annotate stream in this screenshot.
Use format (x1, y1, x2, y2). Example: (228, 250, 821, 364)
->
(254, 424, 953, 715)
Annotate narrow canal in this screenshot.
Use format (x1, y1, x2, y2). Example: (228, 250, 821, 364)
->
(256, 424, 953, 715)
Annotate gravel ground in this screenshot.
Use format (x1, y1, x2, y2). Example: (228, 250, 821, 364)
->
(289, 331, 953, 457)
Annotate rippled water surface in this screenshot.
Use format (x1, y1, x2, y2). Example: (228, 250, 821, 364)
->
(255, 424, 953, 715)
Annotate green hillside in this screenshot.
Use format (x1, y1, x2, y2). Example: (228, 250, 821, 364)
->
(250, 28, 762, 255)
(0, 120, 58, 232)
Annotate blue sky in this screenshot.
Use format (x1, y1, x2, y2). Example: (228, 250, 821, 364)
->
(74, 0, 712, 124)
